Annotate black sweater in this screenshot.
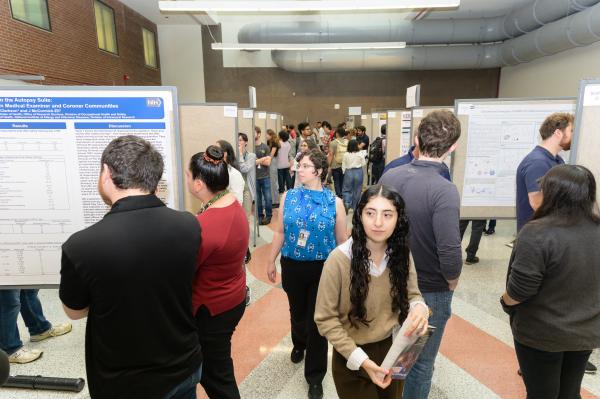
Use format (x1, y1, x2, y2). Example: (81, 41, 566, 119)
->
(380, 160, 462, 292)
(507, 219, 600, 352)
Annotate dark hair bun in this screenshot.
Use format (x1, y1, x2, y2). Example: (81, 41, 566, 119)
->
(205, 145, 225, 162)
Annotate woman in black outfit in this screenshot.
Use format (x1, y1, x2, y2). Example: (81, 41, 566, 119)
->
(502, 164, 600, 399)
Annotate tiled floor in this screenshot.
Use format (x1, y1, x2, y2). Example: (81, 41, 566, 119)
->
(2, 217, 600, 399)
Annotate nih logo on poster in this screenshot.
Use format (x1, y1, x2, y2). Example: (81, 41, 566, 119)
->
(146, 98, 162, 107)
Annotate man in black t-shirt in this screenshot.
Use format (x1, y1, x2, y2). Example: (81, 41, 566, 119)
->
(355, 125, 369, 150)
(59, 136, 202, 399)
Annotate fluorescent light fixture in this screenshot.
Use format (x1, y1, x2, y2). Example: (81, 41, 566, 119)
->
(159, 0, 459, 13)
(0, 75, 45, 81)
(212, 42, 407, 50)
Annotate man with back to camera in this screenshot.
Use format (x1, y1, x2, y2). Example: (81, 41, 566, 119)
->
(515, 112, 596, 373)
(370, 124, 387, 184)
(328, 127, 348, 198)
(379, 110, 463, 399)
(59, 136, 203, 399)
(383, 137, 484, 264)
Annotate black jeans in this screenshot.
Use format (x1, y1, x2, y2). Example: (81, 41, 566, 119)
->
(515, 340, 591, 399)
(277, 168, 293, 193)
(196, 300, 246, 399)
(281, 257, 328, 385)
(459, 219, 486, 258)
(331, 167, 344, 198)
(371, 160, 385, 184)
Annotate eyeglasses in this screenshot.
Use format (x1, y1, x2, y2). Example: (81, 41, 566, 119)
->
(298, 163, 316, 170)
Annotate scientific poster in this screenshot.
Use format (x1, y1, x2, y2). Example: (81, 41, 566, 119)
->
(0, 87, 180, 286)
(458, 101, 575, 207)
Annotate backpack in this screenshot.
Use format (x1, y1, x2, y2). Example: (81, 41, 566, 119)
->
(334, 139, 348, 165)
(369, 137, 384, 162)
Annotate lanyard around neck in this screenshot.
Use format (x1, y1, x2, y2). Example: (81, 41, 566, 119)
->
(198, 189, 229, 215)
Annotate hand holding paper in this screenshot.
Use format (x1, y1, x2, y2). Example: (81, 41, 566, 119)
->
(403, 304, 429, 337)
(361, 358, 392, 389)
(379, 320, 435, 380)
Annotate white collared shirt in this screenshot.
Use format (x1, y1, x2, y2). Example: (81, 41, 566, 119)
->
(338, 238, 428, 370)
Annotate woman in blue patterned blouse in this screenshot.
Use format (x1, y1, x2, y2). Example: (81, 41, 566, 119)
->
(267, 148, 347, 399)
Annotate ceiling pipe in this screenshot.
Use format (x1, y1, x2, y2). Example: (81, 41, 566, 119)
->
(238, 0, 600, 45)
(270, 2, 600, 71)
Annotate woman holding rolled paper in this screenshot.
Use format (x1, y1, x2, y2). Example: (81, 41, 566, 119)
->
(315, 184, 429, 399)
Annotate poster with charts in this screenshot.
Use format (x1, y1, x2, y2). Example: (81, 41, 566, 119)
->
(456, 99, 575, 209)
(0, 87, 181, 287)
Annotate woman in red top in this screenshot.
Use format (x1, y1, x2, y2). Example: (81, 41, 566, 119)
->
(186, 145, 249, 399)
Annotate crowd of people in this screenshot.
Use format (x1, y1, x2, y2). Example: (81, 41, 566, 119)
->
(1, 110, 599, 399)
(237, 121, 389, 227)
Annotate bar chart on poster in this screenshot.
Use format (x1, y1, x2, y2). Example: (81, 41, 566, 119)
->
(0, 87, 181, 287)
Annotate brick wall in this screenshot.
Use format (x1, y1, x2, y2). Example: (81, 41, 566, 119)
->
(0, 0, 160, 86)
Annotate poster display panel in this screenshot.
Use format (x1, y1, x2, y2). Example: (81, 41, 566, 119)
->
(0, 87, 181, 286)
(454, 98, 575, 218)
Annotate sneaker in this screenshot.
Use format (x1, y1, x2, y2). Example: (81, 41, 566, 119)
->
(8, 348, 43, 364)
(245, 286, 251, 306)
(291, 347, 304, 363)
(244, 248, 252, 264)
(484, 229, 495, 235)
(259, 217, 271, 226)
(586, 361, 597, 374)
(308, 383, 323, 399)
(30, 323, 72, 342)
(465, 256, 479, 265)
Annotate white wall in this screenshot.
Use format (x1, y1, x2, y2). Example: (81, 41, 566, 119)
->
(157, 25, 206, 103)
(499, 40, 600, 98)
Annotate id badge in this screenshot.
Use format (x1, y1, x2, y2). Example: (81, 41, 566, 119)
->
(297, 229, 310, 248)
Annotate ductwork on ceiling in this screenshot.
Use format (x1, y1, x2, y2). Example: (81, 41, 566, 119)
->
(236, 0, 600, 71)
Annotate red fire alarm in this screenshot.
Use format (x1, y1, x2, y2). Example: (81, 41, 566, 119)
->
(123, 74, 130, 85)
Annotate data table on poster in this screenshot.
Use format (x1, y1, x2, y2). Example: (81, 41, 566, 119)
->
(0, 88, 180, 286)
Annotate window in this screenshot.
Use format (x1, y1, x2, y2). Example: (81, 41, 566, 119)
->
(10, 0, 50, 30)
(142, 28, 157, 68)
(94, 0, 118, 54)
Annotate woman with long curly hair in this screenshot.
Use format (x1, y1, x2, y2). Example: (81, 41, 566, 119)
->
(315, 184, 429, 399)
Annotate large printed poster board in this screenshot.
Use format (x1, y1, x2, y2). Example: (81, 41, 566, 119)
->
(0, 87, 181, 287)
(572, 80, 600, 189)
(385, 110, 411, 164)
(453, 98, 575, 219)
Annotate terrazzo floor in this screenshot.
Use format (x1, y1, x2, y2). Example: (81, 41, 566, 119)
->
(2, 217, 600, 399)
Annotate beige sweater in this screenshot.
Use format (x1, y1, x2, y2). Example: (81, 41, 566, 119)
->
(315, 246, 424, 360)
